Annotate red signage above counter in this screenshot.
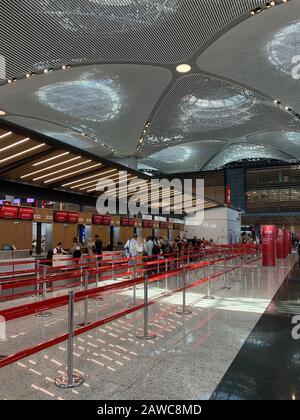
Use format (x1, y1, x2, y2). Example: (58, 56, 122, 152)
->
(121, 218, 129, 227)
(128, 219, 135, 227)
(68, 212, 79, 224)
(160, 222, 168, 229)
(92, 215, 103, 225)
(0, 205, 19, 219)
(143, 220, 153, 228)
(54, 211, 68, 223)
(18, 207, 35, 220)
(102, 215, 112, 225)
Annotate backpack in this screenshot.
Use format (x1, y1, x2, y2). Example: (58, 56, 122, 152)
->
(153, 244, 161, 255)
(47, 250, 53, 260)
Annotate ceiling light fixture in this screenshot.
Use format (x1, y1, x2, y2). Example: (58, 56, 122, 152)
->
(78, 174, 137, 191)
(62, 169, 117, 188)
(0, 110, 6, 116)
(33, 152, 70, 167)
(0, 138, 30, 153)
(176, 64, 192, 73)
(0, 143, 46, 164)
(44, 163, 102, 184)
(22, 156, 82, 179)
(0, 131, 12, 140)
(34, 159, 90, 181)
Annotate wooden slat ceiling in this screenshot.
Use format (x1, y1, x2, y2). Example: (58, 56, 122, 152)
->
(0, 125, 219, 212)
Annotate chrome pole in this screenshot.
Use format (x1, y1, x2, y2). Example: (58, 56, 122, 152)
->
(177, 267, 192, 315)
(136, 275, 157, 340)
(35, 266, 52, 318)
(78, 272, 90, 327)
(55, 291, 84, 388)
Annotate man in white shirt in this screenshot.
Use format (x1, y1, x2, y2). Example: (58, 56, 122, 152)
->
(146, 237, 154, 256)
(53, 242, 68, 255)
(125, 234, 138, 259)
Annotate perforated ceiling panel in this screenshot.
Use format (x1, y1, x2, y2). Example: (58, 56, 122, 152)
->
(197, 0, 300, 113)
(204, 143, 294, 171)
(0, 64, 172, 157)
(142, 74, 299, 156)
(0, 0, 265, 80)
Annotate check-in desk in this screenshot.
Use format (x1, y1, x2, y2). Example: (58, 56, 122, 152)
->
(0, 250, 36, 279)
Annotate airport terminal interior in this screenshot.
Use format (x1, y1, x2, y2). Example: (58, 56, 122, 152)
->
(0, 0, 300, 401)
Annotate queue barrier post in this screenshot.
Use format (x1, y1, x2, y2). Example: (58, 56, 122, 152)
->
(35, 260, 40, 298)
(91, 260, 103, 302)
(220, 255, 231, 291)
(128, 264, 137, 308)
(203, 262, 215, 301)
(35, 266, 52, 318)
(136, 274, 157, 340)
(177, 266, 192, 315)
(78, 272, 90, 327)
(55, 291, 85, 388)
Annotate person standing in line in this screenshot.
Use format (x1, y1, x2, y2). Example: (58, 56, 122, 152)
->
(72, 237, 82, 261)
(125, 234, 138, 279)
(87, 238, 95, 257)
(94, 235, 103, 262)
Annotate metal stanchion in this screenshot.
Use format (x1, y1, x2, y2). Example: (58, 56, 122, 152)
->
(128, 264, 137, 308)
(91, 260, 103, 302)
(111, 253, 116, 280)
(136, 275, 157, 340)
(78, 272, 90, 327)
(220, 256, 231, 291)
(33, 260, 40, 298)
(203, 263, 216, 300)
(177, 266, 192, 315)
(55, 291, 84, 388)
(35, 266, 52, 318)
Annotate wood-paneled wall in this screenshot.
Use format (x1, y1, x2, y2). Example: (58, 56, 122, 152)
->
(92, 225, 110, 247)
(0, 220, 32, 250)
(142, 228, 153, 239)
(120, 227, 134, 245)
(52, 223, 77, 249)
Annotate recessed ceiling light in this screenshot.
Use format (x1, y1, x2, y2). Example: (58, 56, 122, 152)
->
(176, 64, 192, 74)
(0, 110, 6, 116)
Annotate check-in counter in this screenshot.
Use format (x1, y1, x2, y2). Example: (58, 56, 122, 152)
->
(0, 250, 36, 279)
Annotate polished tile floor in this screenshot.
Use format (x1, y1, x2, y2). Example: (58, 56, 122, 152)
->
(211, 259, 300, 400)
(0, 256, 295, 400)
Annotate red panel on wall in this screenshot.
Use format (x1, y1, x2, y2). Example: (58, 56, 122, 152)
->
(121, 218, 129, 227)
(160, 222, 168, 229)
(54, 211, 68, 223)
(0, 206, 19, 219)
(283, 229, 288, 258)
(143, 220, 153, 228)
(262, 225, 276, 267)
(92, 215, 103, 225)
(68, 212, 79, 224)
(128, 219, 135, 227)
(18, 207, 34, 220)
(102, 216, 112, 225)
(276, 228, 285, 259)
(288, 231, 292, 254)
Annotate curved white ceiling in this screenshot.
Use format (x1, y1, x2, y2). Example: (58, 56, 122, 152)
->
(0, 64, 172, 157)
(197, 0, 300, 112)
(0, 0, 265, 77)
(0, 0, 300, 174)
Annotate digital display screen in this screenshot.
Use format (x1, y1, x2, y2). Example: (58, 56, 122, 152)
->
(18, 207, 35, 220)
(68, 212, 79, 224)
(0, 206, 19, 219)
(92, 215, 103, 225)
(54, 211, 68, 223)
